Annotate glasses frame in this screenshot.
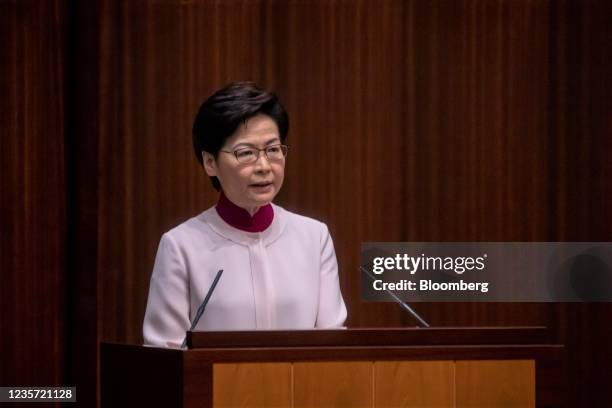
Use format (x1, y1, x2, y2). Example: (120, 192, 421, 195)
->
(219, 144, 289, 164)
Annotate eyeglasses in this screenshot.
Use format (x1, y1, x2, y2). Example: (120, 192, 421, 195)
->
(220, 144, 289, 164)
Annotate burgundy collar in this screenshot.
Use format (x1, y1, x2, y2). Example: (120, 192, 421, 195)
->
(215, 192, 274, 233)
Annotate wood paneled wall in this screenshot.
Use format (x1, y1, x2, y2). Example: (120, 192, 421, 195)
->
(92, 0, 559, 338)
(3, 0, 612, 407)
(546, 1, 612, 404)
(0, 0, 66, 393)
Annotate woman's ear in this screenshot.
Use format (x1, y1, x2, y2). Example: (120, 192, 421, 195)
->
(202, 151, 217, 177)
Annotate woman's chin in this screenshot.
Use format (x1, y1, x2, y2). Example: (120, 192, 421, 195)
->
(251, 193, 274, 205)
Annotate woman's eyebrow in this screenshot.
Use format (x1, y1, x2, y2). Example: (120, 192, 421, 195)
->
(264, 137, 281, 145)
(233, 138, 281, 149)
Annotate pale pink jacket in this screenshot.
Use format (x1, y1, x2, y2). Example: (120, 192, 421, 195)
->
(143, 204, 347, 347)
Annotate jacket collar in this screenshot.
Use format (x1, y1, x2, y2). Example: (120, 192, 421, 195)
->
(215, 191, 274, 233)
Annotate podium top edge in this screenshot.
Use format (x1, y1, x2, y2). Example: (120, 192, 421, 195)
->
(186, 326, 551, 349)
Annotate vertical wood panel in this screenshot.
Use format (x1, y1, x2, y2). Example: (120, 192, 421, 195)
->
(0, 0, 66, 392)
(67, 0, 106, 405)
(456, 360, 535, 407)
(548, 1, 612, 405)
(374, 361, 454, 407)
(293, 362, 372, 408)
(404, 0, 553, 330)
(213, 363, 292, 408)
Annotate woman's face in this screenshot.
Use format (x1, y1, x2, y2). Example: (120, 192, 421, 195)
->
(203, 114, 285, 215)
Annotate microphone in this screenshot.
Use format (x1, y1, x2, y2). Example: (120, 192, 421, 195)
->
(181, 269, 224, 348)
(360, 265, 430, 328)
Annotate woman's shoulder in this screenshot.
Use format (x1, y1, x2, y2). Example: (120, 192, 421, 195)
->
(273, 204, 330, 235)
(160, 208, 216, 243)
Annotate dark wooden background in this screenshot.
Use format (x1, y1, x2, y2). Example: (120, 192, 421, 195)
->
(2, 0, 611, 407)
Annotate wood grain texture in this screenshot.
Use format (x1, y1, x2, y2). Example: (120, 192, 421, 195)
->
(213, 363, 292, 408)
(3, 0, 611, 407)
(374, 361, 454, 407)
(293, 361, 372, 408)
(547, 1, 612, 406)
(183, 345, 562, 370)
(101, 342, 559, 408)
(66, 1, 105, 406)
(456, 360, 535, 408)
(188, 326, 550, 349)
(0, 0, 66, 394)
(92, 0, 558, 341)
(88, 0, 611, 406)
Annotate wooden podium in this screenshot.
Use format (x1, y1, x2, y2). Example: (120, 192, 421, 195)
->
(101, 327, 565, 407)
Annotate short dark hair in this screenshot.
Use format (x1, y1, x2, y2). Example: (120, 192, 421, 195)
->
(192, 81, 289, 191)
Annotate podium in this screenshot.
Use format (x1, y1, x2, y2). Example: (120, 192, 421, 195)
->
(101, 327, 565, 407)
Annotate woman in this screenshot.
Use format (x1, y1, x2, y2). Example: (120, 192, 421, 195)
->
(143, 82, 347, 347)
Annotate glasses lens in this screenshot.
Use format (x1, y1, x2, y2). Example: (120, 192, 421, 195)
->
(233, 145, 287, 163)
(235, 148, 257, 163)
(266, 145, 286, 160)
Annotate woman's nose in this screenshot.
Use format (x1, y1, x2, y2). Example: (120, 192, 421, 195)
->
(254, 151, 272, 171)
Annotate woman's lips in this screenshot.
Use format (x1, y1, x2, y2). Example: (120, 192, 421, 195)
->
(249, 182, 273, 192)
